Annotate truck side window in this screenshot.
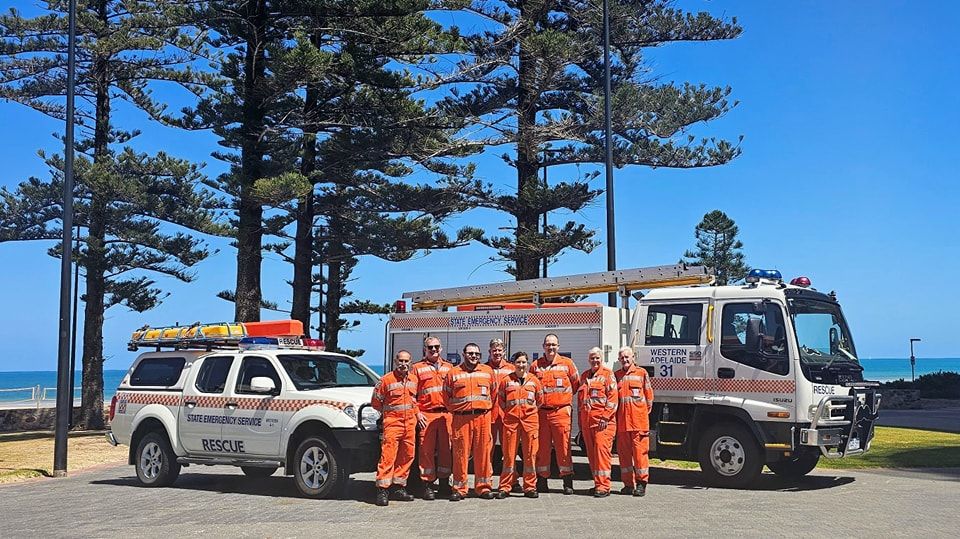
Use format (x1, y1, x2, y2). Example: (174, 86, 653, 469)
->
(195, 356, 234, 394)
(130, 357, 186, 387)
(236, 356, 282, 394)
(720, 303, 789, 375)
(645, 303, 703, 346)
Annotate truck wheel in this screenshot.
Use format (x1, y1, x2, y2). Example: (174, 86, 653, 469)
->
(241, 466, 277, 478)
(135, 431, 181, 487)
(293, 436, 347, 499)
(767, 452, 819, 480)
(697, 422, 762, 488)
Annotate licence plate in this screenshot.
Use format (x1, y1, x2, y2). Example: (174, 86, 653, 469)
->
(277, 336, 302, 347)
(847, 436, 860, 451)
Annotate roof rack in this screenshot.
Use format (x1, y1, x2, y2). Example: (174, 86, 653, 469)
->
(403, 264, 713, 311)
(128, 320, 304, 351)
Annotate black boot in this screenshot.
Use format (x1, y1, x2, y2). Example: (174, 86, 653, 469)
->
(449, 491, 463, 502)
(524, 490, 539, 499)
(422, 481, 436, 501)
(536, 476, 548, 493)
(562, 476, 574, 495)
(437, 480, 452, 497)
(376, 488, 390, 506)
(392, 486, 415, 501)
(634, 483, 646, 497)
(620, 485, 635, 495)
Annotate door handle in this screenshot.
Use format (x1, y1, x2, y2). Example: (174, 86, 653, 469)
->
(717, 367, 735, 379)
(226, 402, 238, 410)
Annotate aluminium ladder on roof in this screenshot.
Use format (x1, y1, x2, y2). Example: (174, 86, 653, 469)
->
(403, 264, 714, 311)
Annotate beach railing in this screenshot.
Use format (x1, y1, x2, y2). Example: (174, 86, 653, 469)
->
(0, 386, 81, 409)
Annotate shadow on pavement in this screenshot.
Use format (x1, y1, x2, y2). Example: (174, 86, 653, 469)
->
(647, 467, 856, 492)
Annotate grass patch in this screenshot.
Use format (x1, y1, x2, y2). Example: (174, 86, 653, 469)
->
(816, 427, 960, 469)
(0, 431, 127, 484)
(649, 426, 960, 472)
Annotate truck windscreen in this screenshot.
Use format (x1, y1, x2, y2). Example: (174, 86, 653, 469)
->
(787, 298, 859, 367)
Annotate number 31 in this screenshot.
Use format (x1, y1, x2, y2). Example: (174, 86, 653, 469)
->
(659, 364, 673, 377)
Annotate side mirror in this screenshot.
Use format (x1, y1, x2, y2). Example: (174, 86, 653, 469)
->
(250, 376, 277, 394)
(745, 318, 764, 354)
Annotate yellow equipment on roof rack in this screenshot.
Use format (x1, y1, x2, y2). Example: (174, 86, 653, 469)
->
(128, 321, 248, 351)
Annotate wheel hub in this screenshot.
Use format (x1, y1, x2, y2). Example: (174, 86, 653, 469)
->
(300, 446, 329, 489)
(710, 435, 746, 476)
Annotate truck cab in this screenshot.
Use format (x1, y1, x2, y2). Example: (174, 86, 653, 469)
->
(632, 270, 880, 486)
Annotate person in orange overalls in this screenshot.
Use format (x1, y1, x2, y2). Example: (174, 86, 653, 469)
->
(371, 350, 418, 506)
(485, 338, 514, 476)
(444, 343, 497, 501)
(530, 333, 579, 494)
(496, 351, 543, 498)
(615, 346, 654, 497)
(412, 337, 453, 500)
(578, 346, 618, 497)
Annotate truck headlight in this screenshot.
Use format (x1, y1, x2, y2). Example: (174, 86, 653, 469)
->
(360, 407, 381, 430)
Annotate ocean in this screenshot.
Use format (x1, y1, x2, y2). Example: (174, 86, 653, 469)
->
(0, 359, 956, 403)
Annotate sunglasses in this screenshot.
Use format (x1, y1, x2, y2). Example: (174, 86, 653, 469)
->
(464, 352, 482, 357)
(426, 345, 441, 350)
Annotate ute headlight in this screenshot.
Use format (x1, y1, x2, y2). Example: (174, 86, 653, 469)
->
(343, 405, 357, 421)
(361, 406, 381, 430)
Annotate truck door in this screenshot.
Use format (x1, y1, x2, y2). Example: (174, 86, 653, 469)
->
(637, 301, 708, 396)
(222, 355, 285, 457)
(712, 300, 794, 416)
(178, 355, 234, 454)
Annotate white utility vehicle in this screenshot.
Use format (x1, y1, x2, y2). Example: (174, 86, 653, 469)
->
(385, 264, 881, 487)
(107, 321, 380, 498)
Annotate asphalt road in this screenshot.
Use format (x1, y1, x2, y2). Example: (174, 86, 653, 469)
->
(877, 408, 960, 432)
(2, 457, 957, 538)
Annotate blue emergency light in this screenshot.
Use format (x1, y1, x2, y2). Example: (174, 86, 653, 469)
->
(239, 337, 280, 350)
(745, 269, 782, 283)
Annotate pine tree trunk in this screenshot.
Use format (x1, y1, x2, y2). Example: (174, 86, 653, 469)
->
(79, 11, 109, 429)
(513, 4, 541, 281)
(291, 77, 319, 336)
(234, 0, 269, 322)
(324, 243, 343, 353)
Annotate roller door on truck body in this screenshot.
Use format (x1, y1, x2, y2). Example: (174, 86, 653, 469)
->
(388, 332, 428, 370)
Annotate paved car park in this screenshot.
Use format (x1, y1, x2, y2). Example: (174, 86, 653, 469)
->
(2, 456, 957, 538)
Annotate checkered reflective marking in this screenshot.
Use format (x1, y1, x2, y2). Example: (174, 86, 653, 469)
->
(117, 392, 349, 411)
(528, 311, 601, 326)
(390, 317, 448, 329)
(119, 392, 182, 407)
(651, 378, 795, 393)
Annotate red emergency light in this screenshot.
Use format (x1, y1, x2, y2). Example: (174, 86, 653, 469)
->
(394, 300, 407, 313)
(302, 338, 325, 351)
(790, 276, 812, 288)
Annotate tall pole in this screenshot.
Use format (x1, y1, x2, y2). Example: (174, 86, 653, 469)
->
(68, 224, 81, 429)
(909, 338, 921, 383)
(602, 0, 617, 307)
(542, 163, 548, 278)
(54, 0, 78, 477)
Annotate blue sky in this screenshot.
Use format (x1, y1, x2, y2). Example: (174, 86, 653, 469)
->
(1, 1, 957, 371)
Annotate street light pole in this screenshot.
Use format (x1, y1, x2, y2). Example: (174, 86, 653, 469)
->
(54, 0, 79, 477)
(909, 338, 921, 383)
(541, 163, 548, 278)
(601, 0, 617, 307)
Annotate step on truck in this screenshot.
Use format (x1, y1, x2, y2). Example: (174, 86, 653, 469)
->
(107, 320, 381, 498)
(385, 264, 881, 488)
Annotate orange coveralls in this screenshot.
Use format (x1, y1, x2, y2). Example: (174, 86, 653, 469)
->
(530, 356, 579, 478)
(497, 372, 543, 493)
(578, 366, 618, 493)
(616, 365, 654, 487)
(444, 364, 496, 496)
(371, 370, 418, 488)
(412, 358, 453, 483)
(485, 361, 515, 456)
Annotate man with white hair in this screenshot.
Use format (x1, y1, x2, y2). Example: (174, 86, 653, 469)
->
(615, 346, 654, 496)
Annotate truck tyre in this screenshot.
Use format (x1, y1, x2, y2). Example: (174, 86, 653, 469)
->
(135, 431, 181, 487)
(697, 422, 763, 489)
(293, 436, 347, 499)
(241, 466, 277, 478)
(767, 452, 820, 480)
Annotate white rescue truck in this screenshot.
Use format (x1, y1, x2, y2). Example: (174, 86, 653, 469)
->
(386, 264, 881, 488)
(107, 320, 380, 499)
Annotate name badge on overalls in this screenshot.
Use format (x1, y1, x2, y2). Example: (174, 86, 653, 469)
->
(480, 385, 487, 396)
(555, 378, 564, 388)
(632, 388, 641, 397)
